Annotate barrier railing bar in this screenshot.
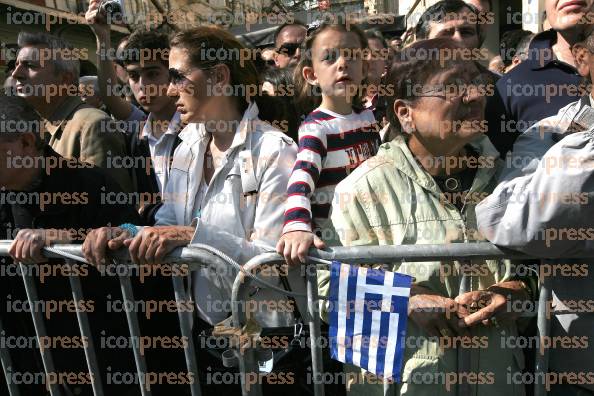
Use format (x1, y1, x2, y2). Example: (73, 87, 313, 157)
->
(67, 261, 104, 396)
(19, 263, 62, 396)
(117, 271, 152, 396)
(0, 242, 233, 270)
(171, 275, 202, 396)
(0, 317, 20, 396)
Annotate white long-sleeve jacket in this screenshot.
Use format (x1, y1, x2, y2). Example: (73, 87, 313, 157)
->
(155, 102, 304, 326)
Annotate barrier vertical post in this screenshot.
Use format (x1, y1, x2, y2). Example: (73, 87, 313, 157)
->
(534, 274, 552, 396)
(457, 268, 471, 396)
(67, 260, 104, 396)
(19, 263, 62, 396)
(0, 317, 21, 396)
(171, 275, 201, 396)
(306, 262, 324, 396)
(118, 270, 152, 396)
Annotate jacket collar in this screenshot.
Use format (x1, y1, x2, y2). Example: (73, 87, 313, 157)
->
(552, 95, 592, 133)
(382, 134, 500, 198)
(229, 102, 260, 151)
(183, 102, 260, 150)
(43, 96, 86, 136)
(179, 122, 206, 147)
(528, 29, 578, 72)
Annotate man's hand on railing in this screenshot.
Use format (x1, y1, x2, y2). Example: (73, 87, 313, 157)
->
(9, 229, 72, 264)
(82, 226, 131, 266)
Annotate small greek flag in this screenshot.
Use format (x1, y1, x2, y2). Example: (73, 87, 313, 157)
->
(328, 261, 412, 381)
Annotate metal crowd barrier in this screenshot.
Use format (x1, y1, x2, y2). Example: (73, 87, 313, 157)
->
(231, 243, 559, 396)
(0, 241, 574, 396)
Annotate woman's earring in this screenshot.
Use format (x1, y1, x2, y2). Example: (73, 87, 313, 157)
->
(312, 83, 322, 97)
(402, 121, 415, 135)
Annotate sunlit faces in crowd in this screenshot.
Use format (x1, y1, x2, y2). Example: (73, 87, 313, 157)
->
(166, 47, 218, 124)
(426, 7, 481, 50)
(274, 24, 306, 68)
(546, 0, 594, 31)
(302, 28, 366, 102)
(394, 61, 486, 156)
(366, 36, 387, 85)
(125, 61, 171, 113)
(78, 75, 103, 109)
(11, 45, 74, 105)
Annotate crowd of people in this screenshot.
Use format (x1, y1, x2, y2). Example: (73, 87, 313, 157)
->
(1, 0, 594, 395)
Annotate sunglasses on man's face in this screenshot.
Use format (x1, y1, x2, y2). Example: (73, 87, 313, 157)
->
(277, 43, 300, 57)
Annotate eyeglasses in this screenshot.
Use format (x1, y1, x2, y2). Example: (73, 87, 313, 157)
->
(415, 75, 489, 101)
(276, 43, 300, 57)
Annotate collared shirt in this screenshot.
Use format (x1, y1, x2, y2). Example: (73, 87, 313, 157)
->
(142, 112, 182, 192)
(122, 104, 147, 135)
(486, 29, 584, 158)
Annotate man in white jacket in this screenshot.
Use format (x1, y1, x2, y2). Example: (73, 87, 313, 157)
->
(476, 29, 594, 396)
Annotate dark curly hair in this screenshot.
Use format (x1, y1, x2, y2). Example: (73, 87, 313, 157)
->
(122, 30, 170, 66)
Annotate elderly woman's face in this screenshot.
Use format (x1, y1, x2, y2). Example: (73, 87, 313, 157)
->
(408, 62, 486, 153)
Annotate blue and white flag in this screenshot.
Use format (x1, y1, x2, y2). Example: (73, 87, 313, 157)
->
(328, 261, 412, 381)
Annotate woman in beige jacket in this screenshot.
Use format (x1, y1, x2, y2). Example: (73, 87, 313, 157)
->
(329, 38, 533, 396)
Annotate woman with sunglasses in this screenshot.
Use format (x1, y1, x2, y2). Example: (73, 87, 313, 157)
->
(330, 38, 532, 396)
(83, 26, 304, 395)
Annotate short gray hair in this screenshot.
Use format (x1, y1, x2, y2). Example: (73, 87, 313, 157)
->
(79, 75, 99, 94)
(0, 95, 43, 148)
(17, 31, 80, 81)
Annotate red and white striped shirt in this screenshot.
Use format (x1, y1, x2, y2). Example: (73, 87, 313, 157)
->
(283, 107, 380, 234)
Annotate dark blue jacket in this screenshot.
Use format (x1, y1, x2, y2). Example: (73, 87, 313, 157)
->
(486, 29, 585, 157)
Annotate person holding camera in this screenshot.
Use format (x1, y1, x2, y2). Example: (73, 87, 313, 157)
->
(86, 0, 183, 224)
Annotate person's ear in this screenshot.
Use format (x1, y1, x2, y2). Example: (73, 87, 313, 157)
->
(302, 65, 318, 86)
(208, 64, 231, 96)
(274, 51, 282, 68)
(572, 44, 591, 78)
(20, 133, 40, 154)
(394, 99, 415, 134)
(212, 64, 231, 86)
